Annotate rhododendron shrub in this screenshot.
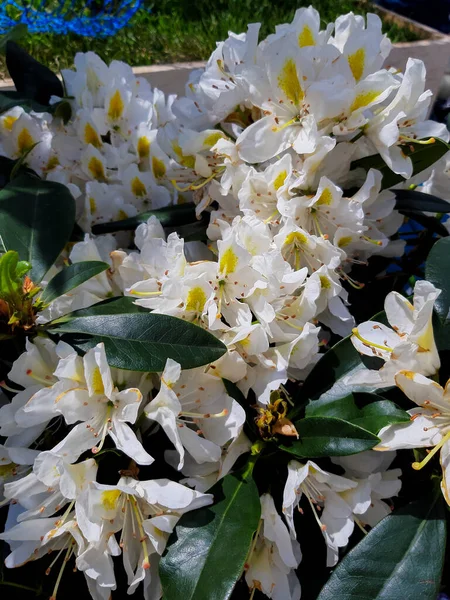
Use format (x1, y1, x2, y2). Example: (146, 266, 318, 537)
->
(0, 7, 450, 600)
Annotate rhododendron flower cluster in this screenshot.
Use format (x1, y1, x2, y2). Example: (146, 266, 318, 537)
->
(1, 5, 450, 600)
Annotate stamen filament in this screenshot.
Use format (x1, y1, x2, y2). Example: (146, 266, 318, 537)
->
(49, 543, 74, 600)
(129, 290, 162, 297)
(412, 430, 450, 470)
(131, 497, 151, 569)
(272, 117, 299, 133)
(352, 327, 393, 352)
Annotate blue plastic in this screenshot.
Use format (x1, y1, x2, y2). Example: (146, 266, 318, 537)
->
(0, 1, 144, 37)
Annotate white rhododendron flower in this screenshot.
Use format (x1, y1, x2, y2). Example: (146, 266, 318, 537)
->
(1, 4, 449, 599)
(245, 494, 301, 600)
(346, 280, 441, 387)
(377, 371, 450, 505)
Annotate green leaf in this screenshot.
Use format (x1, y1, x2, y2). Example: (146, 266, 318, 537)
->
(160, 458, 260, 600)
(399, 210, 449, 238)
(425, 237, 450, 322)
(0, 250, 29, 304)
(91, 203, 197, 234)
(394, 189, 450, 213)
(306, 392, 409, 434)
(0, 91, 50, 115)
(292, 336, 382, 421)
(280, 417, 379, 458)
(351, 138, 450, 190)
(40, 261, 110, 304)
(6, 41, 63, 105)
(46, 299, 227, 371)
(317, 489, 446, 600)
(52, 295, 148, 317)
(0, 173, 76, 283)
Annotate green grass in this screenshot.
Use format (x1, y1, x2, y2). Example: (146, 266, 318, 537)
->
(0, 0, 424, 78)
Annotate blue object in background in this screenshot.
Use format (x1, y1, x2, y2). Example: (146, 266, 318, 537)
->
(0, 0, 144, 37)
(376, 0, 450, 34)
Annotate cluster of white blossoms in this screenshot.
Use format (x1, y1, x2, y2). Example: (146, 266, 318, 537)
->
(1, 5, 449, 599)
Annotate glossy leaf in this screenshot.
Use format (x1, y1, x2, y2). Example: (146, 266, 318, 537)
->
(425, 237, 450, 322)
(395, 189, 450, 213)
(399, 210, 449, 238)
(317, 490, 446, 600)
(91, 203, 197, 234)
(0, 173, 76, 283)
(306, 392, 409, 434)
(291, 337, 382, 421)
(41, 261, 110, 304)
(47, 299, 227, 371)
(0, 91, 50, 115)
(160, 458, 260, 600)
(6, 41, 63, 105)
(351, 138, 450, 190)
(280, 417, 379, 458)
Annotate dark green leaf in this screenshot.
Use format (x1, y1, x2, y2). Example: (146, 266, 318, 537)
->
(0, 91, 50, 115)
(6, 41, 63, 105)
(46, 299, 227, 371)
(317, 489, 446, 600)
(0, 156, 36, 190)
(160, 458, 260, 600)
(280, 417, 379, 458)
(91, 203, 197, 234)
(399, 210, 449, 237)
(351, 138, 450, 190)
(395, 189, 450, 213)
(41, 261, 110, 304)
(52, 295, 148, 317)
(52, 100, 72, 124)
(0, 173, 75, 283)
(306, 392, 409, 434)
(425, 237, 450, 322)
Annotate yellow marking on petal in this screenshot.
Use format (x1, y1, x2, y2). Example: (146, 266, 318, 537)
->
(91, 366, 105, 395)
(88, 156, 106, 181)
(185, 286, 207, 313)
(203, 131, 224, 148)
(316, 188, 333, 206)
(416, 323, 434, 352)
(137, 136, 150, 158)
(46, 156, 59, 171)
(285, 231, 307, 246)
(273, 170, 287, 191)
(89, 197, 97, 214)
(0, 463, 16, 477)
(219, 247, 239, 276)
(101, 489, 121, 510)
(338, 235, 353, 248)
(319, 275, 331, 289)
(298, 25, 315, 47)
(277, 59, 304, 105)
(117, 210, 128, 220)
(240, 336, 251, 348)
(152, 156, 166, 178)
(172, 142, 196, 169)
(131, 176, 147, 197)
(3, 115, 17, 131)
(17, 128, 35, 154)
(108, 90, 125, 121)
(348, 48, 365, 82)
(351, 90, 381, 112)
(84, 123, 102, 148)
